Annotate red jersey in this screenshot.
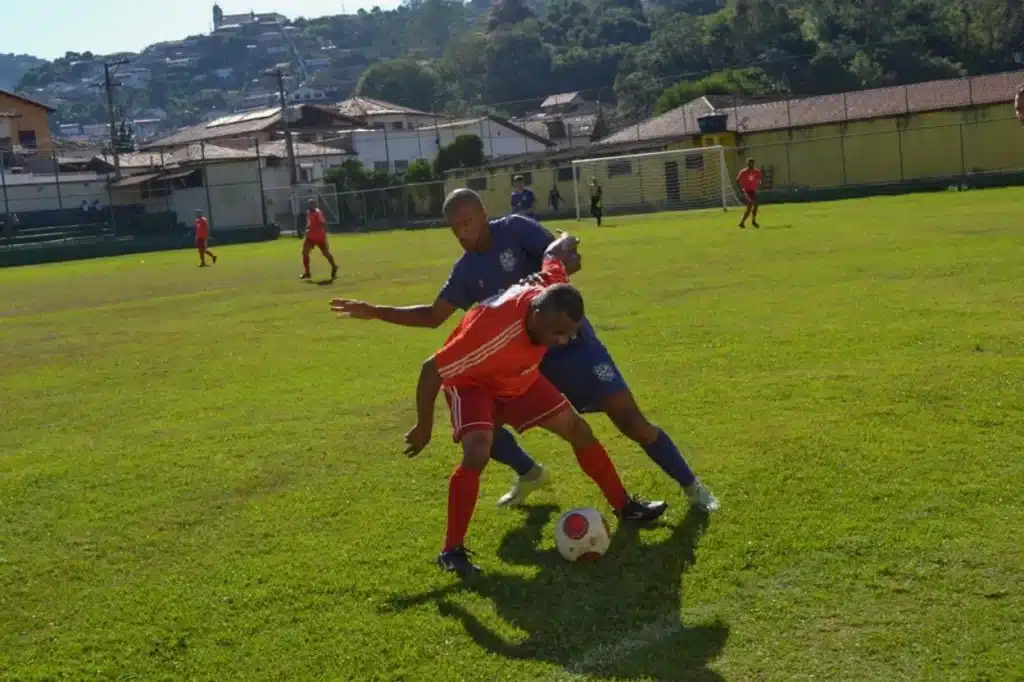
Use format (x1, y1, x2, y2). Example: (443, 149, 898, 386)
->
(306, 208, 326, 239)
(737, 168, 762, 192)
(195, 216, 209, 239)
(433, 257, 569, 398)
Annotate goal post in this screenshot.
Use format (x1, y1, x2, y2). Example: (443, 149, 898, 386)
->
(572, 145, 743, 220)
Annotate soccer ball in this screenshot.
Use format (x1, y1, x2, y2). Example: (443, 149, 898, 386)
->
(554, 507, 611, 562)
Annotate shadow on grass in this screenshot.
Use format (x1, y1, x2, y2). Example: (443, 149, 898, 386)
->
(307, 278, 335, 286)
(386, 506, 727, 680)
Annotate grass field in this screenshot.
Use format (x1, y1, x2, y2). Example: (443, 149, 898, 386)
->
(1, 189, 1022, 682)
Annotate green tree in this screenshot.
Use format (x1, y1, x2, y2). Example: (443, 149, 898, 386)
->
(433, 134, 485, 175)
(356, 59, 442, 112)
(654, 68, 773, 114)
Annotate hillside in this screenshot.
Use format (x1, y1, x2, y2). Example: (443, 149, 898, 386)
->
(0, 53, 46, 91)
(12, 0, 1024, 138)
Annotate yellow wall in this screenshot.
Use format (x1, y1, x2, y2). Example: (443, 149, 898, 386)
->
(445, 102, 1023, 210)
(0, 92, 54, 157)
(445, 145, 737, 216)
(737, 103, 1021, 189)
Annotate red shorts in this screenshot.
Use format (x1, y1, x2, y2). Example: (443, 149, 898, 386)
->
(304, 233, 327, 249)
(443, 376, 571, 442)
(743, 189, 758, 202)
(195, 237, 207, 250)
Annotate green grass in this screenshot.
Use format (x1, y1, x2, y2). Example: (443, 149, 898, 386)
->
(1, 189, 1022, 682)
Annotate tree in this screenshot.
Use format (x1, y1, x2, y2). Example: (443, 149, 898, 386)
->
(488, 0, 536, 32)
(433, 134, 485, 175)
(654, 68, 773, 114)
(405, 158, 435, 183)
(355, 59, 442, 112)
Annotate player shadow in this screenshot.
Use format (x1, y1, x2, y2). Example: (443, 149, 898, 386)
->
(384, 506, 727, 680)
(306, 278, 335, 286)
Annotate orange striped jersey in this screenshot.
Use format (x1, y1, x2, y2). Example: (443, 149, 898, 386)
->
(433, 256, 569, 398)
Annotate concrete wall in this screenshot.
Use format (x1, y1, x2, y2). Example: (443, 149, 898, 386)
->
(1, 175, 110, 214)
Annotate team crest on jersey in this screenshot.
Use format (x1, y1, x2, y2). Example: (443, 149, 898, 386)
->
(499, 249, 517, 272)
(594, 363, 616, 382)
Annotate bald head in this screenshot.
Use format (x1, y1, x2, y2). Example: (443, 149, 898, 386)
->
(444, 188, 490, 252)
(443, 188, 483, 220)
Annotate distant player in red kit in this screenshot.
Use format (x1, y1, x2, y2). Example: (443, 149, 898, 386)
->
(1015, 84, 1023, 124)
(736, 159, 762, 229)
(301, 198, 338, 281)
(403, 234, 667, 577)
(194, 210, 217, 266)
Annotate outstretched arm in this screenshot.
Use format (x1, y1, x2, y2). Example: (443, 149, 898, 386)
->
(404, 357, 442, 457)
(331, 296, 457, 328)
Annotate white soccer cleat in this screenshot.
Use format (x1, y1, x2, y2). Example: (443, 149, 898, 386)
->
(685, 480, 720, 512)
(497, 463, 551, 507)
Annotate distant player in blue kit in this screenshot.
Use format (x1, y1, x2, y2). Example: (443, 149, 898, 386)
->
(510, 175, 536, 217)
(331, 188, 718, 513)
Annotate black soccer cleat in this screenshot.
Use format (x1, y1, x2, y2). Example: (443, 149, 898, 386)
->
(618, 496, 669, 523)
(437, 546, 481, 578)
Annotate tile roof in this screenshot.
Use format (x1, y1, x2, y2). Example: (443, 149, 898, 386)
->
(335, 96, 432, 118)
(515, 113, 603, 142)
(0, 89, 56, 113)
(258, 140, 355, 158)
(599, 70, 1024, 146)
(144, 104, 364, 149)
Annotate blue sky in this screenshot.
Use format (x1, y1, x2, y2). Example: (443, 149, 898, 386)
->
(10, 0, 402, 60)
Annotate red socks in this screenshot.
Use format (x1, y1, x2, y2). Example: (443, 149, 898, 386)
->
(574, 442, 629, 511)
(444, 465, 481, 551)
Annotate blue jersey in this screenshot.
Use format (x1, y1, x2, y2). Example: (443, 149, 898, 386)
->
(510, 189, 536, 213)
(438, 214, 597, 348)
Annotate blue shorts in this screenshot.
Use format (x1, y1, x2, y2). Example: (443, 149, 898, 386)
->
(539, 339, 629, 414)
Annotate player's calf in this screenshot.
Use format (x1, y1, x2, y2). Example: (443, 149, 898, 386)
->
(439, 429, 491, 577)
(538, 406, 667, 523)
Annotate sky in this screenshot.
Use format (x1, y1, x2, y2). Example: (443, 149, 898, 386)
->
(9, 0, 403, 60)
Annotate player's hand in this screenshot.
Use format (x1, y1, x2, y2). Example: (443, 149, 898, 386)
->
(545, 231, 582, 274)
(404, 422, 432, 458)
(331, 298, 376, 319)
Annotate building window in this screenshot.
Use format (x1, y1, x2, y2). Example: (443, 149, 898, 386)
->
(372, 123, 385, 131)
(684, 154, 704, 171)
(607, 159, 632, 177)
(374, 161, 389, 172)
(512, 171, 533, 185)
(394, 159, 409, 173)
(556, 166, 576, 182)
(392, 121, 404, 130)
(467, 177, 487, 191)
(18, 130, 38, 149)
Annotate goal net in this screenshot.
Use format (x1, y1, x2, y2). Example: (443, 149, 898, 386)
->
(572, 145, 743, 219)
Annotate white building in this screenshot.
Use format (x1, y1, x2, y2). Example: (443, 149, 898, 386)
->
(290, 87, 327, 103)
(343, 115, 555, 173)
(335, 97, 438, 131)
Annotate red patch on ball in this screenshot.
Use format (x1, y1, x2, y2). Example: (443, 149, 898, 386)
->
(562, 512, 590, 540)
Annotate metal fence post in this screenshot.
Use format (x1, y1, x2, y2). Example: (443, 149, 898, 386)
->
(0, 149, 9, 214)
(255, 139, 268, 228)
(52, 149, 63, 209)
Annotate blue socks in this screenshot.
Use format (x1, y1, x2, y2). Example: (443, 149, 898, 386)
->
(644, 429, 696, 487)
(490, 427, 538, 476)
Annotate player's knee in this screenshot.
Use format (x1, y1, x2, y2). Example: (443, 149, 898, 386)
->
(610, 407, 657, 444)
(564, 413, 597, 448)
(460, 430, 493, 471)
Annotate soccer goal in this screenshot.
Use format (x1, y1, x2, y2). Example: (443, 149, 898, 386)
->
(572, 145, 743, 220)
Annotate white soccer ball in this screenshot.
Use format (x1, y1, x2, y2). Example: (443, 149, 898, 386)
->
(554, 507, 611, 562)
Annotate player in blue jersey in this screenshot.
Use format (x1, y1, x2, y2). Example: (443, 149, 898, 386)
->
(332, 189, 719, 513)
(510, 175, 536, 217)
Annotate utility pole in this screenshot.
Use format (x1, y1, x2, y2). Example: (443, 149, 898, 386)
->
(98, 58, 129, 181)
(268, 67, 298, 186)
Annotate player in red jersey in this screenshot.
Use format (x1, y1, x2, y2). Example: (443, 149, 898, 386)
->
(736, 159, 762, 229)
(403, 234, 667, 577)
(194, 210, 217, 267)
(301, 199, 338, 281)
